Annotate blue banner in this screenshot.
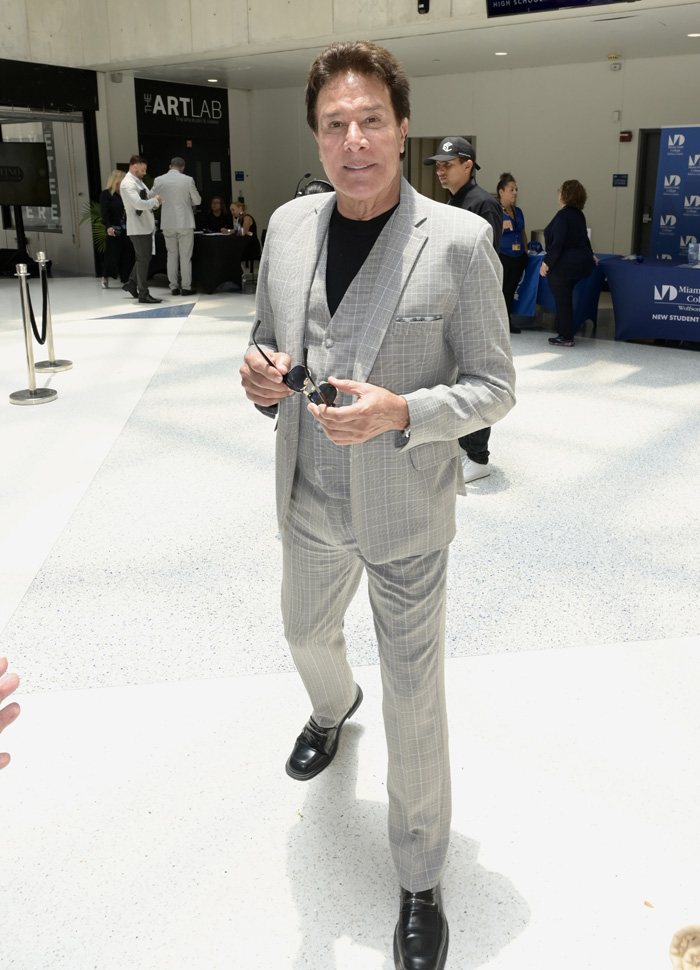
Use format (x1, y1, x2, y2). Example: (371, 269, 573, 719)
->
(650, 126, 700, 260)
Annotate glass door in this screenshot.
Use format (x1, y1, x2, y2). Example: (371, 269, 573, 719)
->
(1, 109, 94, 275)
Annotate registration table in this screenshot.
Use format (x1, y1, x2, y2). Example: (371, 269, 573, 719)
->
(149, 231, 248, 293)
(512, 251, 610, 333)
(600, 257, 700, 341)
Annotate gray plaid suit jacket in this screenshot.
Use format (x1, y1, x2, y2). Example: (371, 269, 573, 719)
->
(253, 178, 516, 564)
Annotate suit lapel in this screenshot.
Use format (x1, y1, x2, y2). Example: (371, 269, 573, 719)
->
(353, 180, 428, 381)
(286, 196, 334, 363)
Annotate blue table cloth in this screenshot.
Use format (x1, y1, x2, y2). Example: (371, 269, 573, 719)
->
(512, 252, 613, 333)
(600, 257, 700, 341)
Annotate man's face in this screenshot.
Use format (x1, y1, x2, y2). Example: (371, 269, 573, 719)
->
(131, 162, 147, 179)
(314, 71, 408, 219)
(435, 158, 472, 196)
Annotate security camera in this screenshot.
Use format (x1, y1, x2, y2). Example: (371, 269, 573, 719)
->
(418, 0, 429, 11)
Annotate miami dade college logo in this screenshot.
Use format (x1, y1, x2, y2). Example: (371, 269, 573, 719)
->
(684, 195, 700, 219)
(681, 235, 698, 249)
(664, 175, 681, 187)
(668, 133, 685, 148)
(654, 284, 678, 302)
(689, 154, 700, 171)
(659, 214, 676, 228)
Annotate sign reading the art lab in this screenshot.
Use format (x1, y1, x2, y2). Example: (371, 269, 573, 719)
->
(649, 126, 700, 260)
(134, 78, 228, 138)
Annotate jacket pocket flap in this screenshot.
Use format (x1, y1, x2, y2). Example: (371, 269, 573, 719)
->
(409, 441, 458, 470)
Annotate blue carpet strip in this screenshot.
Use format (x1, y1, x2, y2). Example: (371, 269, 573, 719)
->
(97, 302, 196, 320)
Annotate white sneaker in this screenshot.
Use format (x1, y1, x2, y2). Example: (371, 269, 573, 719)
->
(462, 456, 491, 483)
(101, 277, 108, 289)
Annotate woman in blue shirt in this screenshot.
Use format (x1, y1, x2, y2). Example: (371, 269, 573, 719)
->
(497, 173, 529, 335)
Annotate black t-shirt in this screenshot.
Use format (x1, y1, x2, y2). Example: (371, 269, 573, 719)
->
(326, 203, 399, 317)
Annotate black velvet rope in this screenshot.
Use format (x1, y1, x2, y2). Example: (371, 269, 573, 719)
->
(24, 268, 49, 346)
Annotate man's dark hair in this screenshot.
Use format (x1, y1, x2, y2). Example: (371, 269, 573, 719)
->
(559, 179, 587, 209)
(305, 41, 410, 133)
(129, 154, 147, 166)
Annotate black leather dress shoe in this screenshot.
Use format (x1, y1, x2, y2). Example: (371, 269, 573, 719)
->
(122, 282, 137, 297)
(181, 288, 194, 296)
(138, 294, 163, 304)
(285, 685, 363, 780)
(171, 287, 181, 295)
(509, 325, 522, 334)
(394, 885, 448, 970)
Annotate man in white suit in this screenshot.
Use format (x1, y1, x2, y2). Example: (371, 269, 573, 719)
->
(153, 157, 201, 296)
(121, 154, 163, 304)
(240, 41, 515, 970)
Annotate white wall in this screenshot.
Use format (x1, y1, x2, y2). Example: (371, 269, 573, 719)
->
(247, 52, 700, 254)
(98, 74, 139, 179)
(229, 89, 253, 208)
(249, 87, 320, 229)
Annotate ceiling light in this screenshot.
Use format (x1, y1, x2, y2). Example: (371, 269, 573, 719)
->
(495, 51, 508, 56)
(688, 32, 700, 37)
(207, 78, 219, 83)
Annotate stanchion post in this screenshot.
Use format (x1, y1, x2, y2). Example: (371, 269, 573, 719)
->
(9, 263, 58, 406)
(34, 251, 73, 374)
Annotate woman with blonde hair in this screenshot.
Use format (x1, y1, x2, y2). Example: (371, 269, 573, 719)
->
(99, 169, 134, 288)
(230, 200, 261, 261)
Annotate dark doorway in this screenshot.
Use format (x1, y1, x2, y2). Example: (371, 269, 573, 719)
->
(632, 129, 661, 256)
(137, 135, 231, 210)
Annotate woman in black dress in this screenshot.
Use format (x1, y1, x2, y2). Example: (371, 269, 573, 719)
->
(99, 170, 134, 287)
(230, 201, 261, 261)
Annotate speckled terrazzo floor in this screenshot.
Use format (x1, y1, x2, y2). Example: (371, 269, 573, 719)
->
(1, 276, 699, 969)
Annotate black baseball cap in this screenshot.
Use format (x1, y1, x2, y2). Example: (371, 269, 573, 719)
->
(423, 136, 480, 170)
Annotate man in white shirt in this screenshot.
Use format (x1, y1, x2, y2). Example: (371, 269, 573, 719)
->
(153, 157, 201, 296)
(120, 154, 163, 304)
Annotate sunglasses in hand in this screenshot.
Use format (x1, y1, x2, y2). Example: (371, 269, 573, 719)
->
(251, 320, 337, 407)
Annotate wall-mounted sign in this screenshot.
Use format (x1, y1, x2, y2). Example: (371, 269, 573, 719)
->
(612, 174, 628, 187)
(235, 171, 244, 181)
(134, 78, 229, 138)
(486, 0, 640, 16)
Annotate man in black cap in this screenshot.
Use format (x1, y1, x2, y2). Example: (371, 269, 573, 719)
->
(424, 136, 506, 482)
(424, 137, 502, 249)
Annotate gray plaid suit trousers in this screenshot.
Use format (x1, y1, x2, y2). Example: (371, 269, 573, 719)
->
(282, 482, 452, 892)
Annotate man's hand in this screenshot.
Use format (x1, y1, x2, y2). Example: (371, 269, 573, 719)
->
(0, 657, 20, 770)
(240, 347, 295, 407)
(308, 378, 409, 445)
(154, 194, 163, 205)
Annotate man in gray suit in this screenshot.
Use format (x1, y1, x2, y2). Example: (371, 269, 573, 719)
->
(153, 157, 201, 296)
(240, 41, 515, 970)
